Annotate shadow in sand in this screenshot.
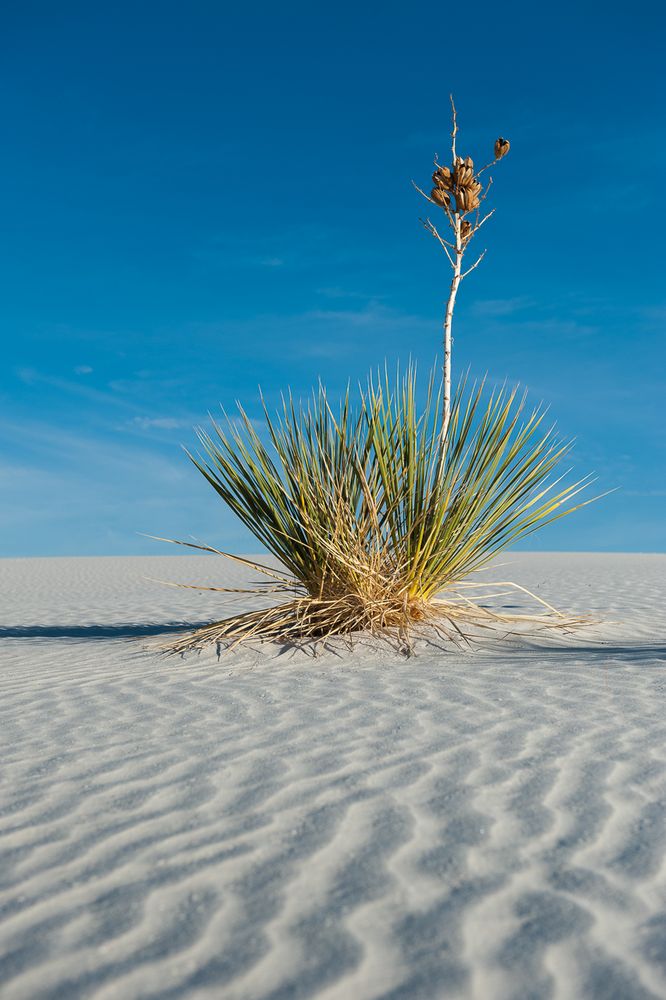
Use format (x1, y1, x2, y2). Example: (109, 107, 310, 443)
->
(507, 643, 666, 664)
(0, 622, 213, 640)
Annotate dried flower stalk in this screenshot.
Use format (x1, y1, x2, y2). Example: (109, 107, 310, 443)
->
(414, 97, 509, 440)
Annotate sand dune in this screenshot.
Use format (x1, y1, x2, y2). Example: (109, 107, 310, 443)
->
(1, 553, 665, 999)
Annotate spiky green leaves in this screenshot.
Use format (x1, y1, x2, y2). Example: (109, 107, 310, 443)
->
(187, 366, 593, 630)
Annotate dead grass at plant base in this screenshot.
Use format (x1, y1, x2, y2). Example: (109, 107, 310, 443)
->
(160, 580, 592, 658)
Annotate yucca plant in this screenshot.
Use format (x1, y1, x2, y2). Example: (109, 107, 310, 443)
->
(160, 100, 596, 654)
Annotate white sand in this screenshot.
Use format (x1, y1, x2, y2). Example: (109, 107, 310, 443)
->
(1, 553, 665, 999)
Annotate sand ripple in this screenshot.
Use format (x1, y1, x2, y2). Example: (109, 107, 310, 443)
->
(1, 554, 666, 998)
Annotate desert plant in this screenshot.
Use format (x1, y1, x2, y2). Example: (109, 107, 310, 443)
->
(158, 366, 592, 654)
(160, 100, 596, 654)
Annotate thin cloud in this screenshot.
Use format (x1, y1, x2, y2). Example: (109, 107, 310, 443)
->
(317, 287, 385, 301)
(14, 367, 137, 411)
(304, 302, 430, 330)
(469, 297, 532, 318)
(131, 416, 191, 431)
(0, 418, 187, 481)
(188, 224, 327, 273)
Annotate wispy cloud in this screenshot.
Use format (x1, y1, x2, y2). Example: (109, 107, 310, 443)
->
(188, 225, 327, 274)
(514, 317, 599, 341)
(303, 301, 430, 329)
(468, 297, 533, 318)
(316, 286, 385, 301)
(0, 403, 260, 556)
(291, 303, 435, 359)
(15, 367, 138, 411)
(163, 302, 437, 366)
(638, 304, 666, 325)
(0, 417, 187, 478)
(463, 303, 600, 343)
(130, 416, 192, 431)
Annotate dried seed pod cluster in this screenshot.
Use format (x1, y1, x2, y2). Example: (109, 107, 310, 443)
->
(431, 155, 483, 215)
(429, 137, 510, 222)
(417, 98, 512, 441)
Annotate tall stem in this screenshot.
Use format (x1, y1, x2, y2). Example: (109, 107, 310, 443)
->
(442, 213, 462, 441)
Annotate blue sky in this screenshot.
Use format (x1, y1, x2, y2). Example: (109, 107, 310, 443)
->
(1, 0, 664, 556)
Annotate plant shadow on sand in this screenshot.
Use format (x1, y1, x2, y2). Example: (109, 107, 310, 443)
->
(494, 642, 666, 664)
(3, 621, 663, 665)
(0, 622, 213, 640)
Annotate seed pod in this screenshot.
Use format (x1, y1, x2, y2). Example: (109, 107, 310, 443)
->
(432, 169, 452, 190)
(431, 187, 451, 207)
(494, 137, 510, 160)
(463, 156, 474, 169)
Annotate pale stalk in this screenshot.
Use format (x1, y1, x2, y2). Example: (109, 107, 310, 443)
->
(441, 94, 462, 443)
(442, 213, 462, 441)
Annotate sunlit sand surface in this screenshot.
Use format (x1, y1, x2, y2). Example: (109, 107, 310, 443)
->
(1, 553, 665, 999)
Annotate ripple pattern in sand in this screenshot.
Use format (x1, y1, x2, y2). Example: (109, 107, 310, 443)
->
(1, 555, 666, 999)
